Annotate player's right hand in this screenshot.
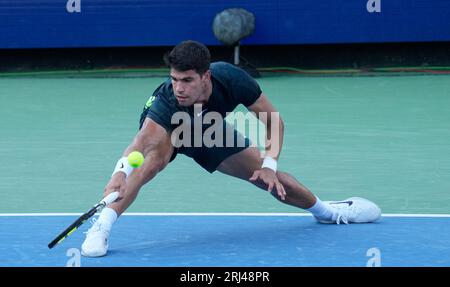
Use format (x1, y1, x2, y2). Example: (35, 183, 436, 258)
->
(104, 172, 127, 200)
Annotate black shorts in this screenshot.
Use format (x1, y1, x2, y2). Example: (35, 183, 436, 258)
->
(139, 112, 251, 173)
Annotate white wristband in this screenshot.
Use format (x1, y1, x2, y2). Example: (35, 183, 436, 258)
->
(112, 157, 133, 178)
(262, 156, 277, 172)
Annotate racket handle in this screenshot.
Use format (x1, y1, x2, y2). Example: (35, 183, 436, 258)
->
(101, 191, 120, 206)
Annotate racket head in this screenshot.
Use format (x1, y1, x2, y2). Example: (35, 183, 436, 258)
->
(48, 192, 119, 249)
(47, 206, 96, 249)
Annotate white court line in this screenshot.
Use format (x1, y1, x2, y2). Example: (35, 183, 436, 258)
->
(0, 213, 449, 217)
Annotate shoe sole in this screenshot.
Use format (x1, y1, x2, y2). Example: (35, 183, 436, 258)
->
(81, 249, 107, 257)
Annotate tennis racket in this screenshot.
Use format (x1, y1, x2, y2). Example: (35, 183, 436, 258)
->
(48, 191, 119, 249)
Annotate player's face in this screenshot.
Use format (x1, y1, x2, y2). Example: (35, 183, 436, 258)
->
(171, 69, 210, 106)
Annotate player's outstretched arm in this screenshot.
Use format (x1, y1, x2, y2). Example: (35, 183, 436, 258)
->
(105, 118, 174, 215)
(247, 93, 286, 200)
(247, 93, 285, 160)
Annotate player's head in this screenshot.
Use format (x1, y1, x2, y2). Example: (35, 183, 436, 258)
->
(165, 40, 210, 74)
(164, 40, 212, 106)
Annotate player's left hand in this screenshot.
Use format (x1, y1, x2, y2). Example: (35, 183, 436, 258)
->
(249, 168, 287, 200)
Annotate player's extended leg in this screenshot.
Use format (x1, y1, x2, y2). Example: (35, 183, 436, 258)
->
(217, 146, 381, 223)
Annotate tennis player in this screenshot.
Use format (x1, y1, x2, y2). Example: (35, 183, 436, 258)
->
(81, 40, 381, 257)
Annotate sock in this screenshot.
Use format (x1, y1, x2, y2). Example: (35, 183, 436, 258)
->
(306, 197, 334, 221)
(96, 207, 118, 231)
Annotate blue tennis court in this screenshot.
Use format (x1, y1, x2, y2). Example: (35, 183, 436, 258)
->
(1, 214, 449, 267)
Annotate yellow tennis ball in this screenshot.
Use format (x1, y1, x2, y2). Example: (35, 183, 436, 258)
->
(127, 151, 144, 168)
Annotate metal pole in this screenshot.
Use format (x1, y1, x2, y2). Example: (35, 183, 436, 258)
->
(234, 43, 240, 65)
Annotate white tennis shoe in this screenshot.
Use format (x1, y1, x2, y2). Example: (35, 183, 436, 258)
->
(316, 197, 381, 224)
(81, 219, 110, 257)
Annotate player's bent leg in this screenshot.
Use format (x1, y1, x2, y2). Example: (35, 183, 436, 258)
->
(217, 147, 381, 224)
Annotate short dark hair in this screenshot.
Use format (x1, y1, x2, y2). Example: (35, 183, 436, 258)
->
(164, 40, 211, 75)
